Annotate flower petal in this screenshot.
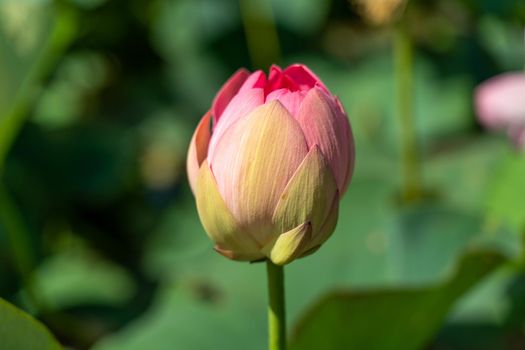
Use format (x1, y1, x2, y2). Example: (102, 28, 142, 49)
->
(212, 68, 250, 121)
(261, 222, 312, 265)
(335, 96, 355, 194)
(195, 160, 262, 259)
(475, 72, 525, 129)
(272, 145, 338, 235)
(266, 64, 283, 91)
(238, 70, 266, 93)
(296, 87, 354, 193)
(186, 111, 212, 194)
(208, 88, 264, 160)
(266, 65, 299, 93)
(306, 192, 339, 251)
(298, 245, 321, 259)
(210, 100, 309, 244)
(266, 89, 307, 118)
(214, 245, 263, 262)
(284, 64, 328, 92)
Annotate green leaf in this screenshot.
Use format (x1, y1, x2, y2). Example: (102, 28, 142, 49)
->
(485, 153, 525, 232)
(425, 137, 508, 212)
(34, 241, 136, 309)
(0, 298, 62, 350)
(290, 250, 506, 350)
(92, 255, 269, 350)
(386, 203, 519, 285)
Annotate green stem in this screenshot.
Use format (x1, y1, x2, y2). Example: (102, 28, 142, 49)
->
(394, 19, 421, 202)
(267, 260, 286, 350)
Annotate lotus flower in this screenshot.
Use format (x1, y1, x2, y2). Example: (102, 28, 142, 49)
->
(475, 72, 525, 149)
(187, 64, 355, 265)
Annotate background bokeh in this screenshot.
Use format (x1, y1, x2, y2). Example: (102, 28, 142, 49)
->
(1, 0, 525, 349)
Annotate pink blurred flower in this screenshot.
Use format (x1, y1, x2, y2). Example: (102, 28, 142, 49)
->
(475, 72, 525, 149)
(187, 64, 355, 265)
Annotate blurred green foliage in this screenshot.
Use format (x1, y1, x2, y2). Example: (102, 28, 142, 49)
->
(289, 250, 506, 350)
(0, 297, 63, 350)
(0, 0, 525, 349)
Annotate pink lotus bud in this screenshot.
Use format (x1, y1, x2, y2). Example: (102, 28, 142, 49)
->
(187, 64, 355, 265)
(475, 72, 525, 149)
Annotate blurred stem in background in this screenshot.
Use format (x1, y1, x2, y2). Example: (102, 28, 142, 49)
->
(239, 0, 281, 69)
(267, 261, 286, 350)
(0, 1, 76, 312)
(0, 2, 76, 173)
(394, 15, 422, 202)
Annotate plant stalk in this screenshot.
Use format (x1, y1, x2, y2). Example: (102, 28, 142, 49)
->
(267, 260, 286, 350)
(394, 18, 421, 202)
(239, 0, 281, 69)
